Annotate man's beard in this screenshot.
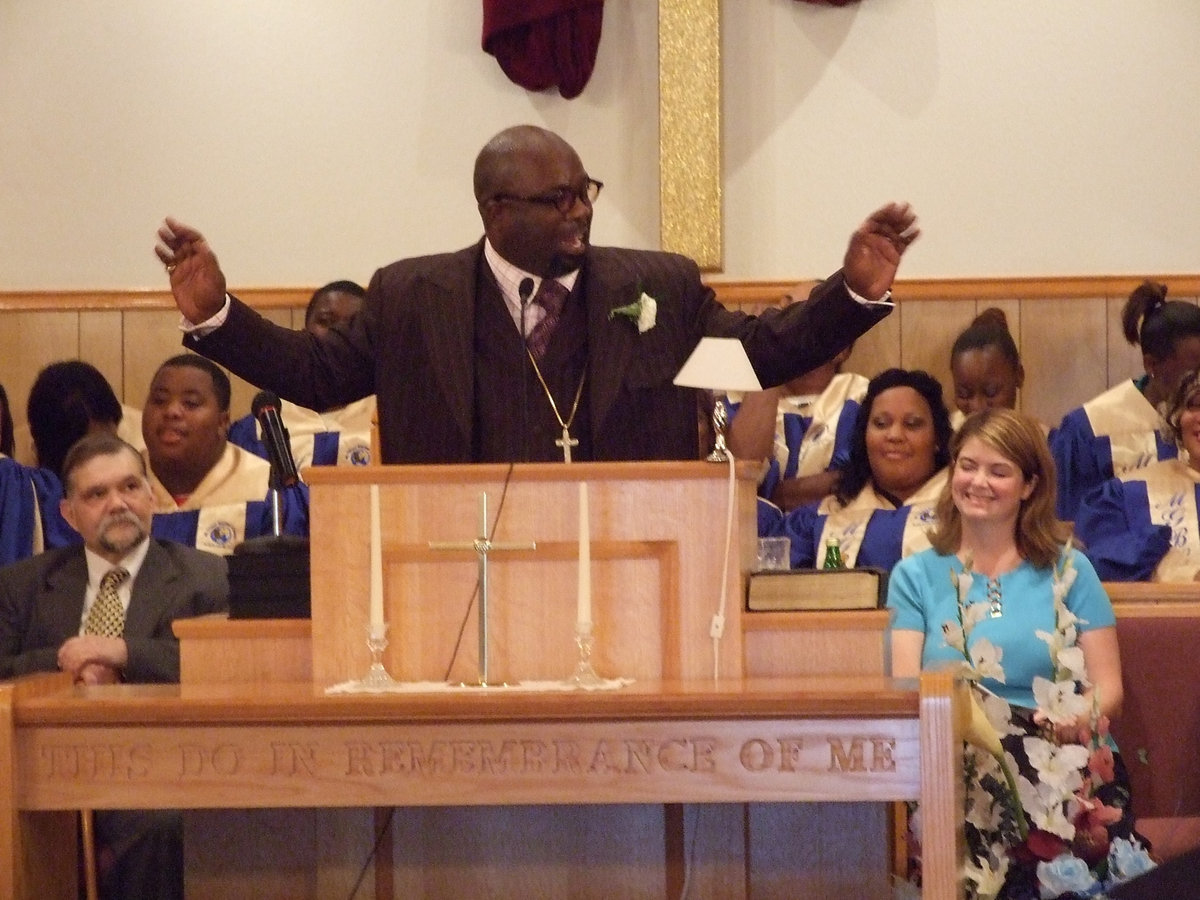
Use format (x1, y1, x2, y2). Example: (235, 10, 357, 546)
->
(97, 512, 149, 557)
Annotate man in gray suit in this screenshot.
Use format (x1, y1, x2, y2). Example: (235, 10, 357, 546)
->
(155, 124, 919, 464)
(0, 431, 228, 899)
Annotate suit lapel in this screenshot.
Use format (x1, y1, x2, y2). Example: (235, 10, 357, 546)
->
(44, 549, 89, 638)
(417, 244, 481, 444)
(584, 250, 640, 431)
(125, 541, 175, 637)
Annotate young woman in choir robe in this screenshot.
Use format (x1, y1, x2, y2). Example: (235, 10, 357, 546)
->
(1075, 367, 1200, 581)
(21, 360, 144, 478)
(1051, 281, 1200, 522)
(141, 354, 309, 555)
(759, 368, 952, 571)
(948, 307, 1038, 433)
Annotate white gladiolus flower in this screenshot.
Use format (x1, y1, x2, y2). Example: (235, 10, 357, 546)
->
(942, 620, 966, 653)
(970, 638, 1006, 683)
(963, 852, 1009, 899)
(962, 602, 989, 631)
(955, 567, 974, 606)
(1055, 645, 1089, 684)
(1024, 737, 1089, 795)
(1032, 676, 1090, 726)
(1016, 776, 1077, 840)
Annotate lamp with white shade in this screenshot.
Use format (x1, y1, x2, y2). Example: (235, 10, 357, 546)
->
(672, 337, 763, 462)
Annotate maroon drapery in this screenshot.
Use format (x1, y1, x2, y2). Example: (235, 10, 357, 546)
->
(482, 0, 605, 100)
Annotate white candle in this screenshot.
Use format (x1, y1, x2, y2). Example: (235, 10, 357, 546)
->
(369, 484, 384, 638)
(577, 482, 591, 629)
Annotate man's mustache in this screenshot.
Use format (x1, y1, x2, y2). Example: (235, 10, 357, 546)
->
(100, 511, 146, 532)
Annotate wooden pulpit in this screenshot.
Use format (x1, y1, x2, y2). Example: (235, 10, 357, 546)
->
(305, 461, 759, 687)
(0, 460, 965, 899)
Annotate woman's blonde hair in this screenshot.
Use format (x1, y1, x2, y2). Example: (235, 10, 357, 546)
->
(928, 408, 1071, 569)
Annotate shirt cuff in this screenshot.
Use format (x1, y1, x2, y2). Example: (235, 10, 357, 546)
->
(846, 285, 893, 307)
(178, 294, 232, 338)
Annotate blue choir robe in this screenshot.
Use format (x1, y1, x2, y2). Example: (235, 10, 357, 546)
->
(144, 444, 309, 555)
(730, 373, 866, 501)
(0, 455, 72, 565)
(1073, 458, 1196, 581)
(228, 396, 375, 469)
(150, 494, 309, 556)
(1050, 378, 1176, 522)
(761, 468, 948, 571)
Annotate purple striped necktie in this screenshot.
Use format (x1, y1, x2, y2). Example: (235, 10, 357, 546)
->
(527, 279, 569, 360)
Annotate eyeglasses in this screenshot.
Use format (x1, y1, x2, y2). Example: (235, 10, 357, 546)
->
(492, 178, 603, 215)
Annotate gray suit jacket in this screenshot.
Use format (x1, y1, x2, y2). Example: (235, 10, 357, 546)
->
(0, 539, 229, 682)
(189, 241, 890, 463)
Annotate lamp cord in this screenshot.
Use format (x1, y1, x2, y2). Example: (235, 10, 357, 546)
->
(710, 449, 737, 682)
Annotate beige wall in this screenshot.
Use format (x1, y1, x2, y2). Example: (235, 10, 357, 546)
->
(4, 3, 1200, 434)
(2, 3, 1199, 290)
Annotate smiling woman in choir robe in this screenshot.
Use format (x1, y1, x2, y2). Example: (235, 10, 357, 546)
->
(1075, 367, 1200, 581)
(760, 368, 953, 571)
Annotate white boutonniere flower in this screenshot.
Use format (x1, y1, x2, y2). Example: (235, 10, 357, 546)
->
(609, 292, 657, 333)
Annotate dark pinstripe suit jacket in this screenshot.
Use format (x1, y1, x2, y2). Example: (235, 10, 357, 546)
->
(189, 241, 890, 463)
(0, 539, 229, 682)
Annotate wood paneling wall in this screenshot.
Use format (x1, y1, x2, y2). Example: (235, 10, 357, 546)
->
(708, 276, 1200, 429)
(3, 277, 1199, 434)
(0, 290, 306, 435)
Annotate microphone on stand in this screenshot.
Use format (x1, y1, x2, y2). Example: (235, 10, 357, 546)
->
(518, 277, 535, 463)
(251, 390, 300, 536)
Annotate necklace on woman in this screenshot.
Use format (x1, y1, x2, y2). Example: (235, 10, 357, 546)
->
(985, 575, 1003, 618)
(526, 348, 586, 462)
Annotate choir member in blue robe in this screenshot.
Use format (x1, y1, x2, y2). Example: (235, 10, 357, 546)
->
(1051, 281, 1200, 521)
(760, 368, 953, 571)
(141, 354, 308, 556)
(727, 337, 867, 511)
(947, 307, 1049, 437)
(227, 281, 376, 469)
(0, 380, 73, 563)
(1074, 366, 1200, 581)
(19, 360, 145, 477)
(0, 454, 69, 565)
(0, 381, 13, 458)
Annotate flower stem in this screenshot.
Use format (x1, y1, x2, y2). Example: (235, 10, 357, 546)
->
(997, 756, 1029, 841)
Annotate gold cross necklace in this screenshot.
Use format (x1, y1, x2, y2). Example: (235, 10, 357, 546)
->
(526, 349, 586, 462)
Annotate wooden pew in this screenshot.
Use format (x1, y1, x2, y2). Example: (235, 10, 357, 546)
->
(1103, 592, 1200, 860)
